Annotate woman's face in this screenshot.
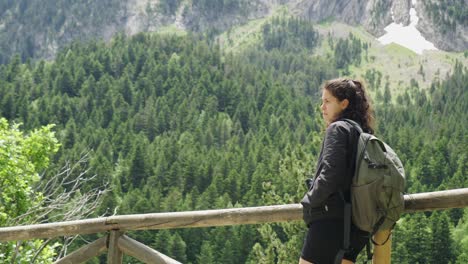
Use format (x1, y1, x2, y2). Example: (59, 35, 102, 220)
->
(320, 89, 349, 125)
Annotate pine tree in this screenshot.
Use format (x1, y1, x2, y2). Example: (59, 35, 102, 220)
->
(168, 233, 187, 263)
(196, 241, 216, 263)
(405, 213, 431, 263)
(430, 211, 455, 264)
(128, 144, 149, 188)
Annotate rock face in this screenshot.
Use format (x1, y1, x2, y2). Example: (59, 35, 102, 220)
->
(118, 0, 271, 34)
(292, 0, 390, 35)
(279, 0, 467, 52)
(92, 0, 468, 52)
(414, 1, 468, 52)
(390, 0, 412, 26)
(132, 0, 467, 53)
(0, 0, 466, 63)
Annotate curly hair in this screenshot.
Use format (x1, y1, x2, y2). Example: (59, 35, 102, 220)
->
(323, 78, 375, 134)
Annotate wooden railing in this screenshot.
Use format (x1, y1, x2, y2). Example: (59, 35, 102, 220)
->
(0, 188, 467, 263)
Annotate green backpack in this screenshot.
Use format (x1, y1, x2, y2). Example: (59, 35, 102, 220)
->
(346, 119, 406, 235)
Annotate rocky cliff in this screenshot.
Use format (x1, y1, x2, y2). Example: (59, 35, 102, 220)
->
(179, 0, 466, 52)
(287, 0, 467, 53)
(414, 0, 468, 53)
(124, 0, 413, 40)
(0, 0, 466, 63)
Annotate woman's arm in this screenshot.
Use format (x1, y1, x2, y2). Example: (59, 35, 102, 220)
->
(306, 121, 351, 207)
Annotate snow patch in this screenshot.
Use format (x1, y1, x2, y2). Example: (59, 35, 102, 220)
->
(378, 0, 438, 54)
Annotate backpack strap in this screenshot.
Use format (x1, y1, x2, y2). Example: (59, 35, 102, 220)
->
(334, 119, 360, 264)
(343, 118, 363, 134)
(334, 194, 352, 264)
(340, 118, 362, 191)
(365, 240, 373, 263)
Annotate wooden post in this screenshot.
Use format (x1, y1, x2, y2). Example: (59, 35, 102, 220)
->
(107, 231, 123, 264)
(372, 230, 392, 264)
(54, 236, 107, 264)
(118, 235, 182, 264)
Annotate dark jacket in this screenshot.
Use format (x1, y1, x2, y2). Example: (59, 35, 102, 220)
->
(302, 120, 359, 220)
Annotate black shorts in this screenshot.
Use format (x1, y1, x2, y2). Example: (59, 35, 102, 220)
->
(301, 218, 369, 263)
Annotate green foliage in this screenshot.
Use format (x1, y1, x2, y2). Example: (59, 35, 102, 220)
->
(453, 209, 468, 264)
(430, 211, 455, 263)
(0, 118, 60, 262)
(393, 213, 432, 263)
(192, 0, 248, 18)
(0, 21, 466, 262)
(0, 119, 59, 224)
(262, 16, 319, 52)
(334, 34, 364, 70)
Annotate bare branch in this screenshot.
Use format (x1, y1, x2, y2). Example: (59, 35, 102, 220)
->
(8, 151, 110, 260)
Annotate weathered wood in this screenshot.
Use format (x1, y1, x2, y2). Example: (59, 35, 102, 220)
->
(118, 235, 182, 264)
(0, 204, 301, 241)
(0, 218, 108, 242)
(107, 231, 123, 264)
(107, 203, 303, 230)
(53, 236, 107, 264)
(372, 230, 392, 264)
(0, 188, 467, 242)
(403, 188, 468, 212)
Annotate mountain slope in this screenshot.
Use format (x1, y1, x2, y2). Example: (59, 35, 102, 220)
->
(215, 12, 467, 98)
(313, 22, 468, 93)
(0, 28, 466, 263)
(0, 0, 466, 64)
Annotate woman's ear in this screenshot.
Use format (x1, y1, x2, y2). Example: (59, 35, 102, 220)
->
(340, 99, 349, 110)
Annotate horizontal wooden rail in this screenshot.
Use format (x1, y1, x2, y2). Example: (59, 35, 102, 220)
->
(0, 188, 467, 242)
(403, 188, 468, 212)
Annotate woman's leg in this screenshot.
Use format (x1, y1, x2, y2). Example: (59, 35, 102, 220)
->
(299, 257, 353, 264)
(299, 257, 313, 264)
(301, 219, 345, 264)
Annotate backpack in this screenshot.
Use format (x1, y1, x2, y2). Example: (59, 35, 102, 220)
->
(345, 119, 406, 237)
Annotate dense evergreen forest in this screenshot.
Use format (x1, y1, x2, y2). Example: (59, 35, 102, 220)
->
(0, 17, 467, 263)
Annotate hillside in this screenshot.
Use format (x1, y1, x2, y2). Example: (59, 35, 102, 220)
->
(1, 18, 467, 261)
(0, 1, 467, 263)
(0, 0, 467, 64)
(314, 22, 468, 94)
(216, 12, 467, 97)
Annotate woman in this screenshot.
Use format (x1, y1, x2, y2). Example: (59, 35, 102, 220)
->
(299, 78, 374, 264)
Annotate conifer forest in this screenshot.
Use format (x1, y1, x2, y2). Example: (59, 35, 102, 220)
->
(0, 17, 467, 263)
